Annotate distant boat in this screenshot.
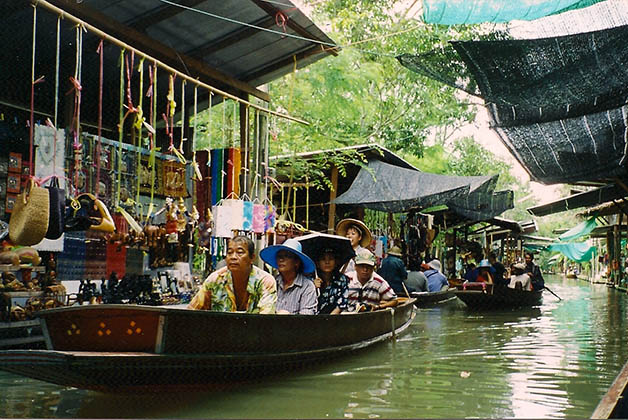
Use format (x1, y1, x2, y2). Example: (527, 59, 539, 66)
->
(410, 289, 456, 307)
(454, 284, 543, 309)
(591, 359, 628, 419)
(0, 299, 416, 392)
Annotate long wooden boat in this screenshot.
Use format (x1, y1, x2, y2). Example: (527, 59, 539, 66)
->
(454, 284, 543, 309)
(591, 359, 628, 419)
(410, 289, 456, 307)
(0, 298, 415, 392)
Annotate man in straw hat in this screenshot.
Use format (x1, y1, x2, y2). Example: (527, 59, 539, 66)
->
(377, 245, 408, 295)
(260, 238, 318, 314)
(336, 218, 372, 274)
(189, 235, 277, 313)
(347, 248, 398, 312)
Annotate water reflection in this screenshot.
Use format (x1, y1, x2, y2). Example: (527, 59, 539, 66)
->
(0, 276, 627, 418)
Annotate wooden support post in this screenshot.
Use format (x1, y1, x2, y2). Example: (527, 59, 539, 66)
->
(327, 164, 338, 234)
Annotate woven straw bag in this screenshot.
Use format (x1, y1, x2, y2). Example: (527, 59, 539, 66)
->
(9, 178, 50, 246)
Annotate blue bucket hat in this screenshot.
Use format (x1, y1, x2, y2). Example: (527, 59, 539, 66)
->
(260, 238, 316, 274)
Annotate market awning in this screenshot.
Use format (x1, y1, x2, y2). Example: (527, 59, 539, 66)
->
(546, 242, 597, 262)
(527, 184, 627, 216)
(397, 23, 628, 184)
(558, 216, 598, 241)
(332, 159, 476, 212)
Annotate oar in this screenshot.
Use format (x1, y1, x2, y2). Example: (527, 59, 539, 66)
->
(543, 286, 562, 301)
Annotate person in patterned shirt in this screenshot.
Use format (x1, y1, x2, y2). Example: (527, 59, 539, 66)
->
(313, 247, 350, 314)
(346, 248, 398, 312)
(188, 235, 277, 313)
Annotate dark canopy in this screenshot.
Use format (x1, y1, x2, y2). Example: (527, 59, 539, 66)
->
(398, 24, 628, 184)
(332, 159, 512, 219)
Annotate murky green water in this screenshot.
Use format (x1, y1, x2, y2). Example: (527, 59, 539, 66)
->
(1, 275, 627, 418)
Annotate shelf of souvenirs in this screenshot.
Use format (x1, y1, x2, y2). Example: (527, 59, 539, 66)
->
(0, 264, 45, 273)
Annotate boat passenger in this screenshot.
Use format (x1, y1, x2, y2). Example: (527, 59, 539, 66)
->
(488, 252, 507, 286)
(377, 246, 408, 295)
(188, 235, 277, 313)
(313, 247, 349, 314)
(476, 259, 495, 284)
(425, 259, 449, 292)
(524, 252, 545, 291)
(346, 248, 398, 312)
(260, 238, 318, 315)
(405, 257, 428, 293)
(335, 218, 372, 274)
(508, 263, 532, 290)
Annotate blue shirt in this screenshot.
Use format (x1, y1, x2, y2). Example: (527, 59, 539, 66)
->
(276, 273, 318, 314)
(377, 255, 407, 294)
(425, 269, 448, 292)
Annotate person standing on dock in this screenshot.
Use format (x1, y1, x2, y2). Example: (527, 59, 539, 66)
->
(524, 252, 545, 291)
(188, 235, 277, 313)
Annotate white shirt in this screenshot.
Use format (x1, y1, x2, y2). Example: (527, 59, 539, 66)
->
(508, 273, 531, 290)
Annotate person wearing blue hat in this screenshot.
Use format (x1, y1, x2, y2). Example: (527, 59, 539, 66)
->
(476, 259, 495, 284)
(260, 238, 318, 315)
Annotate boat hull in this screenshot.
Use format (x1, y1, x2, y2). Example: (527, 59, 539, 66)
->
(454, 286, 542, 309)
(0, 299, 415, 391)
(411, 290, 456, 307)
(592, 359, 628, 419)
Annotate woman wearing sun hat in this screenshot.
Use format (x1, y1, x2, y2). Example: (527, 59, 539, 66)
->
(260, 238, 318, 314)
(335, 218, 372, 273)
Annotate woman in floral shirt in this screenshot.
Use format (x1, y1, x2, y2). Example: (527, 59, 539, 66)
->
(188, 235, 276, 313)
(314, 247, 349, 314)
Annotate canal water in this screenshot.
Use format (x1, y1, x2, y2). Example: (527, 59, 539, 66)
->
(1, 274, 628, 418)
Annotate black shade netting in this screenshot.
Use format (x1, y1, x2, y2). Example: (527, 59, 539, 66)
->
(446, 190, 514, 221)
(332, 159, 499, 213)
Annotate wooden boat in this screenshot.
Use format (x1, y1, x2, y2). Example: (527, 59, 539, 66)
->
(591, 359, 628, 419)
(454, 284, 543, 309)
(410, 289, 456, 307)
(0, 298, 415, 392)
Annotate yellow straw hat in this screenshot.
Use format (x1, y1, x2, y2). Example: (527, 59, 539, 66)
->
(335, 218, 372, 248)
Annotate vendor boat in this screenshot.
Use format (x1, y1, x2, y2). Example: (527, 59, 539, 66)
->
(591, 359, 628, 419)
(453, 283, 542, 309)
(410, 289, 456, 307)
(0, 298, 415, 392)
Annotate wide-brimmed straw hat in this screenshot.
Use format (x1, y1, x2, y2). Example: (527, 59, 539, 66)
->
(388, 246, 402, 257)
(335, 218, 372, 248)
(260, 238, 316, 274)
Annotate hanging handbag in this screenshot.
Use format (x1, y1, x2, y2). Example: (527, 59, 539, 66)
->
(9, 178, 50, 246)
(44, 176, 65, 240)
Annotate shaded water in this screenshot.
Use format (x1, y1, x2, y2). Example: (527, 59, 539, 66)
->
(1, 275, 628, 418)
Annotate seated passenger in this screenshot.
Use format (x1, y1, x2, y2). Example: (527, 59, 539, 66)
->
(313, 247, 349, 314)
(476, 259, 495, 284)
(347, 248, 398, 312)
(377, 246, 408, 295)
(188, 235, 276, 313)
(488, 252, 507, 286)
(405, 258, 428, 293)
(260, 238, 318, 314)
(425, 259, 449, 292)
(508, 263, 532, 290)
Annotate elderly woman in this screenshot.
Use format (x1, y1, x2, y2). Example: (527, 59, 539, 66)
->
(335, 218, 372, 274)
(313, 247, 350, 314)
(260, 238, 318, 314)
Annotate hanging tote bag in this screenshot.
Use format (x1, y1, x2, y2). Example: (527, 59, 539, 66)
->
(252, 202, 265, 234)
(9, 178, 50, 246)
(242, 200, 253, 231)
(44, 176, 65, 240)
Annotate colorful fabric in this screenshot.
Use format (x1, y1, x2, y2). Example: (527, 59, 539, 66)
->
(346, 271, 396, 310)
(317, 272, 349, 314)
(242, 200, 253, 231)
(252, 203, 265, 233)
(188, 265, 277, 314)
(276, 273, 318, 315)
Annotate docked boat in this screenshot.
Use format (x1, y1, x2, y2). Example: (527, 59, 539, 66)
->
(454, 284, 542, 309)
(591, 359, 628, 419)
(0, 298, 415, 392)
(410, 289, 456, 307)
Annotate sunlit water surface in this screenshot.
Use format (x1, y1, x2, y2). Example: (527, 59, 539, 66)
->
(1, 275, 627, 418)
